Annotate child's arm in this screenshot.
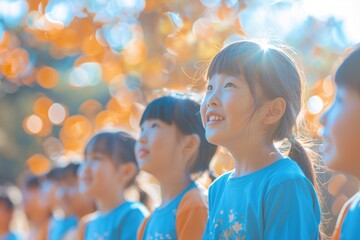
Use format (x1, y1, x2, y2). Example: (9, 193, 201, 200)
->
(264, 178, 321, 240)
(176, 188, 208, 240)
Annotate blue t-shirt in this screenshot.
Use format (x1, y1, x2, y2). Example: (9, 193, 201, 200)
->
(0, 232, 21, 240)
(85, 201, 148, 240)
(203, 158, 321, 240)
(142, 183, 197, 239)
(48, 215, 78, 240)
(339, 191, 360, 239)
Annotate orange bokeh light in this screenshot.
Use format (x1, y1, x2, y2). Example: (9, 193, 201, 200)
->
(123, 39, 147, 65)
(33, 96, 54, 120)
(79, 99, 103, 119)
(36, 66, 59, 89)
(26, 154, 52, 175)
(1, 48, 30, 80)
(82, 34, 103, 57)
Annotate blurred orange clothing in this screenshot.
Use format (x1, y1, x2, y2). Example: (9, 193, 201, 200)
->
(137, 185, 208, 240)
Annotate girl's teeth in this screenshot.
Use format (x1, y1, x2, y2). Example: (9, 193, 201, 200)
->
(209, 115, 224, 121)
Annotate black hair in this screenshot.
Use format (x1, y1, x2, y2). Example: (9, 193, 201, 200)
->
(62, 163, 80, 179)
(85, 131, 137, 167)
(0, 192, 14, 211)
(139, 95, 218, 174)
(335, 45, 360, 92)
(44, 167, 64, 182)
(24, 175, 42, 188)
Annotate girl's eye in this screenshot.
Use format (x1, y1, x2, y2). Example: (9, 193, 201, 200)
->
(224, 82, 236, 88)
(151, 123, 159, 128)
(207, 85, 213, 91)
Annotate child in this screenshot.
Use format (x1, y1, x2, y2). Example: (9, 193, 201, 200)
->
(43, 167, 78, 240)
(78, 131, 149, 239)
(135, 95, 218, 239)
(0, 191, 20, 240)
(320, 45, 360, 239)
(48, 163, 97, 240)
(22, 175, 51, 240)
(200, 40, 322, 239)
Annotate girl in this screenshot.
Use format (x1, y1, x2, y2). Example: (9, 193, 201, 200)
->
(201, 40, 322, 239)
(22, 175, 51, 240)
(320, 46, 360, 239)
(135, 95, 217, 240)
(57, 163, 96, 240)
(78, 131, 149, 239)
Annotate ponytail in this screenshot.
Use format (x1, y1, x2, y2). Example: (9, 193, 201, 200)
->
(288, 138, 316, 185)
(288, 137, 327, 240)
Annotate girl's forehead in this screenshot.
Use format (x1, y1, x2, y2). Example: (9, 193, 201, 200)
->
(208, 73, 245, 83)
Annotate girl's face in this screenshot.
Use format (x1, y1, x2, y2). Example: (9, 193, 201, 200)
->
(320, 86, 360, 177)
(62, 176, 94, 217)
(135, 119, 183, 177)
(201, 74, 261, 148)
(23, 187, 50, 221)
(40, 180, 59, 211)
(78, 151, 120, 198)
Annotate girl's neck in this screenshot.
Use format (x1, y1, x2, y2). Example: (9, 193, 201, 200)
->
(31, 214, 50, 226)
(76, 204, 96, 220)
(96, 191, 125, 213)
(0, 225, 10, 236)
(228, 140, 283, 177)
(158, 174, 193, 207)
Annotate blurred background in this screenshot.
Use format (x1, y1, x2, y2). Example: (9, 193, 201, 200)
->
(0, 0, 359, 236)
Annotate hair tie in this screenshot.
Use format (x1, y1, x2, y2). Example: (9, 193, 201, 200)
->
(289, 134, 296, 143)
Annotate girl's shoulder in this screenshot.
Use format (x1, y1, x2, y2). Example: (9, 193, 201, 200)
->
(266, 158, 310, 183)
(178, 184, 208, 211)
(209, 171, 233, 188)
(125, 201, 150, 217)
(348, 191, 360, 212)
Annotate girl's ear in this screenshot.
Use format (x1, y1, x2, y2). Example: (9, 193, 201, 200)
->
(262, 97, 286, 125)
(182, 134, 200, 161)
(117, 162, 137, 185)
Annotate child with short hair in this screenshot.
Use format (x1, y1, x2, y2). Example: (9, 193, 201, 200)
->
(22, 175, 51, 240)
(78, 131, 149, 239)
(320, 45, 360, 239)
(43, 167, 78, 240)
(135, 94, 218, 239)
(0, 191, 20, 240)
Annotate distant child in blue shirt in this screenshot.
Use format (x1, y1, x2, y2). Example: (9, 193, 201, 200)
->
(78, 131, 149, 240)
(135, 95, 218, 240)
(200, 40, 322, 239)
(320, 45, 360, 240)
(44, 166, 78, 240)
(54, 163, 96, 240)
(0, 192, 21, 240)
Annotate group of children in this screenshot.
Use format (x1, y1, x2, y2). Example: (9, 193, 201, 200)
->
(1, 39, 359, 239)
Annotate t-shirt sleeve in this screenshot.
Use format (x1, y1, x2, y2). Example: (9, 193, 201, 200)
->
(264, 178, 321, 240)
(176, 207, 208, 240)
(136, 216, 150, 240)
(120, 209, 147, 240)
(202, 184, 214, 240)
(340, 193, 360, 240)
(176, 188, 208, 240)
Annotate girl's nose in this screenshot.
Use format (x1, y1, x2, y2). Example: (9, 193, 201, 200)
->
(137, 129, 147, 144)
(138, 133, 146, 144)
(206, 91, 221, 107)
